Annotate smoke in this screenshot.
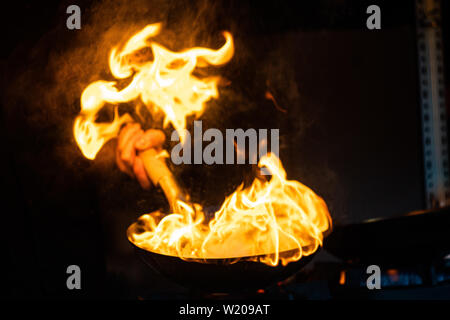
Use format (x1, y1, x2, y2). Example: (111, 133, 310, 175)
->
(3, 0, 234, 168)
(3, 0, 341, 223)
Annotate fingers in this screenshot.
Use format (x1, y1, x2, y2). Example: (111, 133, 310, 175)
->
(118, 123, 141, 151)
(135, 129, 166, 151)
(121, 129, 143, 168)
(133, 129, 165, 189)
(133, 156, 151, 190)
(116, 123, 166, 190)
(116, 123, 141, 176)
(116, 144, 134, 177)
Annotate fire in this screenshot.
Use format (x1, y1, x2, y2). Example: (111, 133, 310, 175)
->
(73, 23, 331, 267)
(128, 152, 331, 266)
(74, 23, 234, 159)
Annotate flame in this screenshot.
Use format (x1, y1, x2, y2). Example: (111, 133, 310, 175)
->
(128, 152, 331, 266)
(73, 23, 234, 159)
(74, 24, 331, 266)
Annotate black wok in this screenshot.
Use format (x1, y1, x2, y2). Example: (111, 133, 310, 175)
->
(131, 243, 317, 292)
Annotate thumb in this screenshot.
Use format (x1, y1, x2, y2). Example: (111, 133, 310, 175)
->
(135, 136, 152, 150)
(135, 129, 166, 150)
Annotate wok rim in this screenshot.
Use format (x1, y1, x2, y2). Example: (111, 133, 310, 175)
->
(127, 222, 322, 262)
(129, 240, 319, 265)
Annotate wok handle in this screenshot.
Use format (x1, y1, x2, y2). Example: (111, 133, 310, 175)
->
(139, 148, 188, 211)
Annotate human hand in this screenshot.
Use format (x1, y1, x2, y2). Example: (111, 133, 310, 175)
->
(116, 123, 165, 189)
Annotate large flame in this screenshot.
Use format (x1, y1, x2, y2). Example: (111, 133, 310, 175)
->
(74, 24, 331, 266)
(128, 152, 331, 266)
(74, 23, 234, 159)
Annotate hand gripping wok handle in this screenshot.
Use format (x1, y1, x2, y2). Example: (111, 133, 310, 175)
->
(138, 148, 188, 211)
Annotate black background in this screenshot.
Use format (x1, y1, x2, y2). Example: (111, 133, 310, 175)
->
(1, 0, 448, 298)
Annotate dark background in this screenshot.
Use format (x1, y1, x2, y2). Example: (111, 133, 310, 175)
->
(0, 0, 447, 298)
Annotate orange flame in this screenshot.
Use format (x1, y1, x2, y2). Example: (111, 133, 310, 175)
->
(74, 24, 331, 266)
(74, 23, 234, 159)
(128, 153, 331, 266)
